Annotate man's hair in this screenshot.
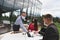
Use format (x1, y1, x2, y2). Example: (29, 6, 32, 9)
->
(22, 12, 26, 13)
(42, 14, 53, 20)
(20, 12, 26, 15)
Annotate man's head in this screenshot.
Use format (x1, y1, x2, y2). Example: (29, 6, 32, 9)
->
(21, 12, 27, 17)
(42, 14, 53, 26)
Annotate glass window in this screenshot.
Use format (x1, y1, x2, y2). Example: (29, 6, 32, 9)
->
(3, 0, 14, 8)
(2, 12, 10, 20)
(0, 0, 3, 5)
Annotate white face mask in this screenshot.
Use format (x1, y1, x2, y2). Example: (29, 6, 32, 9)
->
(21, 16, 26, 20)
(44, 21, 53, 27)
(44, 22, 48, 26)
(27, 20, 29, 22)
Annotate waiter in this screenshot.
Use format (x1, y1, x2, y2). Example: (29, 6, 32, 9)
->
(13, 12, 27, 32)
(39, 14, 59, 40)
(13, 12, 31, 37)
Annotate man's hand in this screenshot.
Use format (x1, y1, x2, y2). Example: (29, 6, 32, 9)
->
(27, 32, 31, 37)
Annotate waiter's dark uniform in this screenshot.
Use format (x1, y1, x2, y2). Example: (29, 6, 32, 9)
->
(40, 23, 59, 40)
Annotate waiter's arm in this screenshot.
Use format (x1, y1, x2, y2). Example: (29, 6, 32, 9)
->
(19, 17, 28, 32)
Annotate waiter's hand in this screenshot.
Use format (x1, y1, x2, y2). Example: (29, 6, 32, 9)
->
(27, 32, 31, 37)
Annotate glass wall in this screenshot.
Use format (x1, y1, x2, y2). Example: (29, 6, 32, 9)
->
(0, 0, 42, 15)
(0, 0, 42, 34)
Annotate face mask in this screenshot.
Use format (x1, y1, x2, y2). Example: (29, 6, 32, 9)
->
(27, 20, 29, 22)
(21, 16, 26, 20)
(44, 22, 48, 26)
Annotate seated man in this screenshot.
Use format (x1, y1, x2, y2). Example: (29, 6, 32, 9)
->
(39, 14, 59, 40)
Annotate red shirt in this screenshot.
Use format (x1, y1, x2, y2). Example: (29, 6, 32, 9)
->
(28, 23, 38, 31)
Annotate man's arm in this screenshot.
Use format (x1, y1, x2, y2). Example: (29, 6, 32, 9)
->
(39, 28, 46, 36)
(39, 31, 45, 36)
(19, 17, 28, 32)
(19, 17, 31, 37)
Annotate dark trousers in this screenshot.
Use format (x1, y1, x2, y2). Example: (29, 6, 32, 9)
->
(13, 25, 20, 31)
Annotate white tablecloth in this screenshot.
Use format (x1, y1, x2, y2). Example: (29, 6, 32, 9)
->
(0, 32, 43, 40)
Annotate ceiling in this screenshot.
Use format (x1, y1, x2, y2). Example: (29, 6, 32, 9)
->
(0, 0, 42, 13)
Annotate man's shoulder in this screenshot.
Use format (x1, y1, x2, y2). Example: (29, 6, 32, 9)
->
(17, 16, 21, 19)
(48, 23, 56, 28)
(48, 23, 58, 31)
